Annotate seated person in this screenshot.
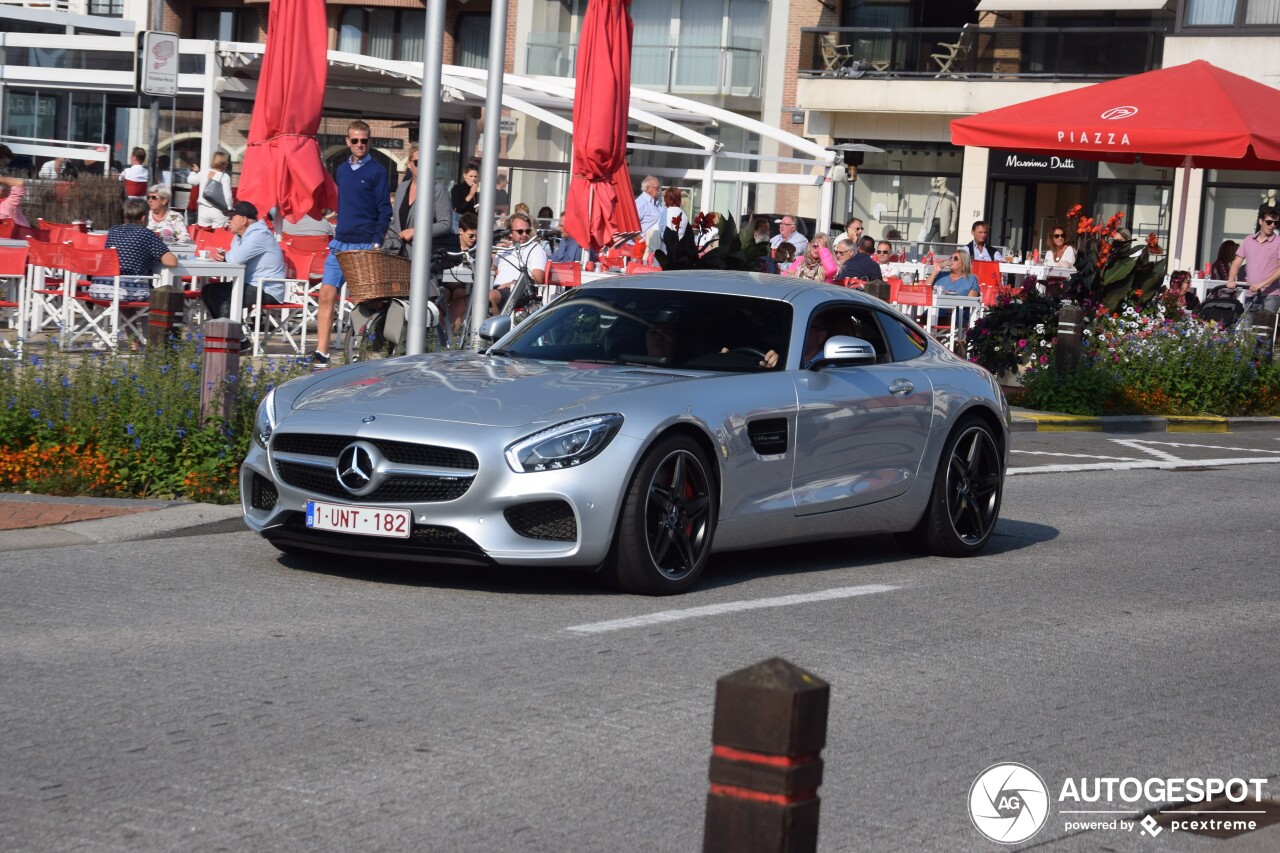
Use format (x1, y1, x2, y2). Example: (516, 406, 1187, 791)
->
(203, 201, 287, 320)
(91, 198, 177, 303)
(773, 242, 796, 273)
(927, 248, 980, 329)
(645, 322, 680, 363)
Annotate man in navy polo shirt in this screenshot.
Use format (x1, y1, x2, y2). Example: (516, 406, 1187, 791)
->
(310, 119, 392, 368)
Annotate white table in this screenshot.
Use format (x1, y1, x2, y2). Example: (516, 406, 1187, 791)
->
(158, 257, 247, 324)
(926, 294, 983, 350)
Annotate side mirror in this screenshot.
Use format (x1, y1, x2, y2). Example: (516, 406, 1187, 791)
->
(478, 315, 512, 350)
(808, 335, 877, 369)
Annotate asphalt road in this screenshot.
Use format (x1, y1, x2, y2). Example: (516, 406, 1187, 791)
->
(2, 433, 1279, 852)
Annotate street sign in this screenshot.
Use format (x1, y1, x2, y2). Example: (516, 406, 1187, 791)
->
(138, 31, 180, 97)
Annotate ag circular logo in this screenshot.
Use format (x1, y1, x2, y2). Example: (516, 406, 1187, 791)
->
(969, 762, 1050, 844)
(1100, 105, 1138, 121)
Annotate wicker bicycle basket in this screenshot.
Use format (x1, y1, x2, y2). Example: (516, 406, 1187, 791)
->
(336, 249, 412, 302)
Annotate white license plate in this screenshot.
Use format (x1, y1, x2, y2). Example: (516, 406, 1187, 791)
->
(306, 501, 412, 539)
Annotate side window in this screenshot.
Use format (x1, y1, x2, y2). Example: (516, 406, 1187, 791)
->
(876, 308, 929, 362)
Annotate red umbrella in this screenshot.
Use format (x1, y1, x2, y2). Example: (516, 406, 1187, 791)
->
(235, 0, 338, 223)
(951, 60, 1280, 259)
(951, 60, 1280, 170)
(561, 0, 642, 253)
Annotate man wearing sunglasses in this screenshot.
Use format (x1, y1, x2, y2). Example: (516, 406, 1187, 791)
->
(1227, 205, 1280, 313)
(311, 119, 392, 368)
(490, 211, 547, 315)
(838, 235, 882, 282)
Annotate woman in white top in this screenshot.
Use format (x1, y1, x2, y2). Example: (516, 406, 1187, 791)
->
(191, 151, 234, 228)
(1046, 224, 1076, 273)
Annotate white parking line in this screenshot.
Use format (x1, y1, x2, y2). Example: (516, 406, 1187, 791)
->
(566, 584, 899, 635)
(1009, 457, 1280, 475)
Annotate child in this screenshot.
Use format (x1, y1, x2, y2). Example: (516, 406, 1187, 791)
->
(774, 241, 796, 273)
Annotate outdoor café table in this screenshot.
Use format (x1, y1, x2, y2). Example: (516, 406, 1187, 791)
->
(156, 256, 247, 324)
(925, 293, 983, 351)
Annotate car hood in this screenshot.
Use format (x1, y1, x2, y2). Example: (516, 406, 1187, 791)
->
(288, 352, 697, 428)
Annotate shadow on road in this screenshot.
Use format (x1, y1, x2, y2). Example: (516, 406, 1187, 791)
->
(271, 519, 1058, 597)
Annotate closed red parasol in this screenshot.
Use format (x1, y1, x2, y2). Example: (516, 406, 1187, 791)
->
(561, 0, 642, 252)
(235, 0, 338, 222)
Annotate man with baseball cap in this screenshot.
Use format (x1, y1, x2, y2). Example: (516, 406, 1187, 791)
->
(203, 200, 288, 322)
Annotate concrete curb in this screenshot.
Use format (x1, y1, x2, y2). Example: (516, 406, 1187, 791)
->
(1010, 409, 1280, 433)
(0, 503, 245, 553)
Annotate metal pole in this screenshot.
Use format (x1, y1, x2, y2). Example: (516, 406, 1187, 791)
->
(405, 0, 447, 356)
(147, 0, 161, 185)
(817, 164, 837, 238)
(468, 0, 510, 349)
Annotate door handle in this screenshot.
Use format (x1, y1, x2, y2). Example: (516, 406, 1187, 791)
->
(889, 379, 914, 396)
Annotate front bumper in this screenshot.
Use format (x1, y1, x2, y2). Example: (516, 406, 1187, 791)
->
(240, 411, 642, 569)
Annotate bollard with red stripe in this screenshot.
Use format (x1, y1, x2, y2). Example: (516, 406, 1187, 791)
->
(146, 288, 186, 349)
(703, 657, 829, 853)
(200, 318, 242, 425)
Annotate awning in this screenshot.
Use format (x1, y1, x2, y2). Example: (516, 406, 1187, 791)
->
(976, 0, 1169, 11)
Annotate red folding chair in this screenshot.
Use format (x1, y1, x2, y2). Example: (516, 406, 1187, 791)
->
(122, 179, 148, 199)
(0, 219, 14, 239)
(195, 228, 234, 254)
(544, 262, 582, 288)
(623, 263, 660, 275)
(284, 234, 331, 253)
(61, 245, 157, 350)
(971, 259, 1002, 291)
(23, 238, 72, 337)
(251, 250, 314, 357)
(0, 245, 28, 356)
(66, 231, 107, 249)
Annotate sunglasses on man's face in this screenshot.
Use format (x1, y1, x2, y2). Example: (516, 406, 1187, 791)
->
(875, 249, 890, 255)
(512, 228, 531, 235)
(1265, 219, 1278, 226)
(347, 137, 369, 146)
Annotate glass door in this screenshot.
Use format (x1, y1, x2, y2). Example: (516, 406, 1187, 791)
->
(990, 181, 1034, 259)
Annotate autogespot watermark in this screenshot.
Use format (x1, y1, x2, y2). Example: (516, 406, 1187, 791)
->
(968, 764, 1270, 843)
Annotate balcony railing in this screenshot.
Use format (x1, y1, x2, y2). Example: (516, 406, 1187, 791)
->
(800, 25, 1168, 81)
(0, 0, 123, 18)
(527, 33, 762, 99)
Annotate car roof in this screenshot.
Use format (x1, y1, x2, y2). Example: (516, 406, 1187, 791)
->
(576, 270, 877, 309)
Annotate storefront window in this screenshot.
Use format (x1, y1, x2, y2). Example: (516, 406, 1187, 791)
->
(848, 145, 964, 252)
(1201, 169, 1277, 268)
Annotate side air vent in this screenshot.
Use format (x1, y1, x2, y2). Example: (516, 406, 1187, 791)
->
(747, 418, 788, 456)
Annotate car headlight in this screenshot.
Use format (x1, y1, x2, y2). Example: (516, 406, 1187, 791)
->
(253, 389, 277, 449)
(505, 414, 624, 473)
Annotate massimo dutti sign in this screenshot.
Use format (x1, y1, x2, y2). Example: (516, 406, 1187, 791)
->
(990, 149, 1088, 179)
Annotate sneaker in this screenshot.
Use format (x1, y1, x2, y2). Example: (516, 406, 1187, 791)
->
(308, 350, 331, 370)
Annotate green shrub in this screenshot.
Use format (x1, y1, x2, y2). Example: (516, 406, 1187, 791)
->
(0, 337, 308, 501)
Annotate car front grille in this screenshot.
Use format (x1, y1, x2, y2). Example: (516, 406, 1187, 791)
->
(504, 501, 577, 542)
(271, 431, 478, 504)
(275, 461, 472, 503)
(273, 433, 478, 470)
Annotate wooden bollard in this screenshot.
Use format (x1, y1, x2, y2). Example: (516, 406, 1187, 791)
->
(147, 287, 186, 349)
(200, 318, 241, 425)
(703, 657, 829, 853)
(1054, 302, 1082, 374)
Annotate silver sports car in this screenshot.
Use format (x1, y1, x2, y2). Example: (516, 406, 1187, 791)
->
(241, 271, 1009, 595)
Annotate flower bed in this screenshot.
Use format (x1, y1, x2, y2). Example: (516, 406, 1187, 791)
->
(0, 338, 308, 502)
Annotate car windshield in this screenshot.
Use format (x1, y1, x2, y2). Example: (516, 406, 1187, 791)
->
(495, 287, 793, 372)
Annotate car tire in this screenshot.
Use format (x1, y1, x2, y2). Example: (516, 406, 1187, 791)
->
(602, 435, 717, 596)
(897, 417, 1003, 557)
